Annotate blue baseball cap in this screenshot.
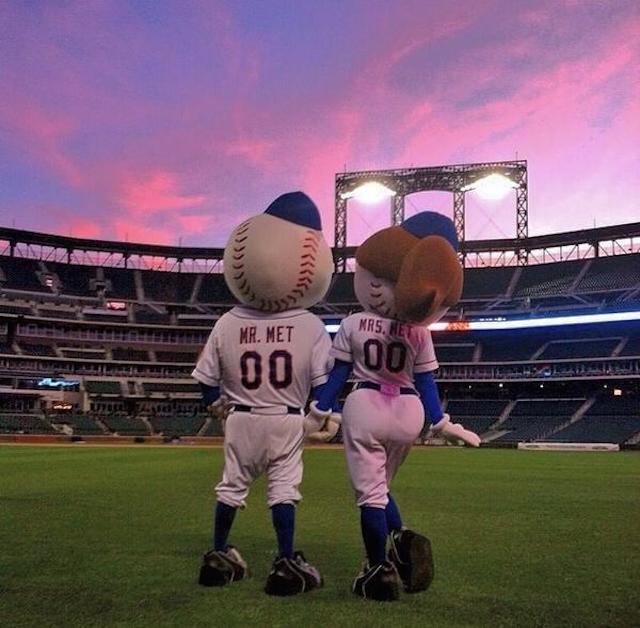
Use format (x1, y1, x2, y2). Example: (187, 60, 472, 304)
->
(401, 211, 458, 251)
(264, 191, 322, 230)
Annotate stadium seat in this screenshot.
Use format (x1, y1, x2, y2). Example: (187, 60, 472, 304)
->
(494, 399, 584, 442)
(576, 255, 640, 293)
(148, 415, 206, 436)
(0, 414, 57, 434)
(444, 399, 509, 434)
(155, 351, 198, 363)
(85, 381, 122, 395)
(514, 259, 584, 298)
(99, 414, 150, 436)
(547, 398, 639, 444)
(49, 414, 105, 435)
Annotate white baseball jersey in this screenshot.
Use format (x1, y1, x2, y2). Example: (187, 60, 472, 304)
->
(193, 306, 332, 408)
(331, 311, 438, 388)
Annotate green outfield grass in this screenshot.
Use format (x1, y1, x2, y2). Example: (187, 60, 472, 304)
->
(1, 445, 638, 628)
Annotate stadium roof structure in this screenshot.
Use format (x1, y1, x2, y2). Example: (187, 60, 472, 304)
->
(0, 222, 639, 272)
(0, 226, 224, 271)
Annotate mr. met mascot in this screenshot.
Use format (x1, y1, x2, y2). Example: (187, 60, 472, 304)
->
(192, 191, 334, 596)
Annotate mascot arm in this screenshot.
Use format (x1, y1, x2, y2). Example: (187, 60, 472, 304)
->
(305, 360, 351, 438)
(414, 371, 480, 447)
(314, 359, 352, 412)
(199, 382, 220, 405)
(198, 382, 230, 421)
(414, 371, 444, 423)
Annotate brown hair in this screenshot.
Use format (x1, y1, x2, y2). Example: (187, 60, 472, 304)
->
(394, 236, 463, 322)
(355, 226, 418, 282)
(356, 226, 463, 323)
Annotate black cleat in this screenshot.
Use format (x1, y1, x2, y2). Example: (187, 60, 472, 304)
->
(198, 546, 248, 587)
(352, 561, 400, 601)
(388, 528, 434, 593)
(264, 551, 323, 596)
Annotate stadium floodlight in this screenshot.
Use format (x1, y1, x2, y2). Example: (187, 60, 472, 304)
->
(340, 181, 396, 204)
(324, 310, 640, 334)
(461, 310, 640, 330)
(461, 173, 519, 200)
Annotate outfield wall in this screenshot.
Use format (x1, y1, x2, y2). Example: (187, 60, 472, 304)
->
(517, 442, 620, 451)
(2, 434, 636, 451)
(0, 434, 224, 445)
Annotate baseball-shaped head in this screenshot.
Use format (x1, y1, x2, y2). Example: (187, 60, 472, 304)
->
(354, 211, 463, 325)
(223, 191, 333, 312)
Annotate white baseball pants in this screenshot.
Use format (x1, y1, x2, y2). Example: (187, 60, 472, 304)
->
(342, 388, 425, 508)
(215, 407, 305, 508)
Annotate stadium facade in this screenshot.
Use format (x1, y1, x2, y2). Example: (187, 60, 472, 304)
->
(0, 223, 638, 446)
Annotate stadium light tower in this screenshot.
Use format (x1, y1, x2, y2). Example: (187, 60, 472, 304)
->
(334, 160, 528, 271)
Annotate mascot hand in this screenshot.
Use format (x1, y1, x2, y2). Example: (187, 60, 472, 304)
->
(207, 395, 230, 422)
(432, 413, 481, 447)
(306, 411, 341, 443)
(304, 400, 332, 438)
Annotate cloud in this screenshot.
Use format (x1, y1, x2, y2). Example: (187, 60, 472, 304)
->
(0, 95, 83, 187)
(0, 0, 637, 247)
(225, 137, 278, 171)
(69, 217, 102, 239)
(111, 171, 209, 244)
(119, 172, 206, 215)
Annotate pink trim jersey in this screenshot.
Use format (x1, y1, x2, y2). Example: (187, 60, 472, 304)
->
(331, 312, 438, 388)
(193, 306, 332, 408)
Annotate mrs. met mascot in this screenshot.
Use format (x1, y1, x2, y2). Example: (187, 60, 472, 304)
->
(308, 211, 480, 601)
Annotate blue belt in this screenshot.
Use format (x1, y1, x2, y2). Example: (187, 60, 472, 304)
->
(354, 382, 418, 396)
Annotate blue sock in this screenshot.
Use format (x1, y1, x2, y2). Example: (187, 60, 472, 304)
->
(385, 493, 403, 532)
(213, 501, 237, 551)
(271, 503, 295, 559)
(360, 506, 388, 566)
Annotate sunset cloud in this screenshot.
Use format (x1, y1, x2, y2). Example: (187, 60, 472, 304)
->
(0, 0, 637, 247)
(119, 172, 206, 215)
(110, 171, 210, 244)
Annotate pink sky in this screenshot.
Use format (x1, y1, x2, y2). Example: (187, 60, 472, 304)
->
(0, 0, 638, 247)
